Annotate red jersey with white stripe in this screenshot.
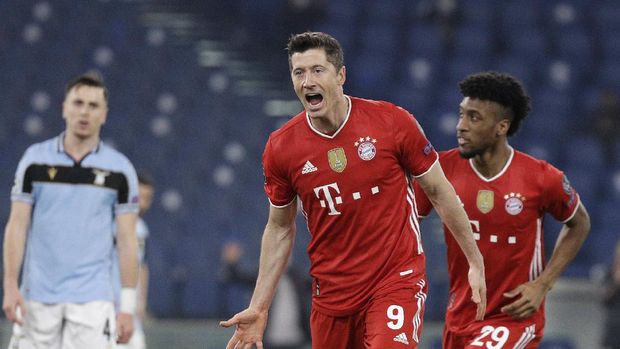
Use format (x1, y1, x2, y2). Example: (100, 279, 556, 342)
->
(263, 96, 438, 316)
(414, 148, 580, 330)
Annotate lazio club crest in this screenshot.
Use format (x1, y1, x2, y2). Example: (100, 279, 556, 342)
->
(476, 190, 494, 214)
(327, 148, 347, 173)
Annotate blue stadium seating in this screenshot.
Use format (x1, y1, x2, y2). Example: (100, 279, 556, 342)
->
(539, 338, 577, 349)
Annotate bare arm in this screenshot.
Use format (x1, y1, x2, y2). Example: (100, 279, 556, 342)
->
(116, 213, 139, 290)
(250, 202, 298, 311)
(2, 202, 32, 324)
(137, 264, 149, 322)
(220, 201, 298, 349)
(115, 212, 139, 343)
(416, 163, 486, 320)
(502, 203, 591, 318)
(537, 203, 590, 290)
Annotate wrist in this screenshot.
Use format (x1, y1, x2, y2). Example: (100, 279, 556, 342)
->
(3, 278, 19, 290)
(120, 288, 137, 315)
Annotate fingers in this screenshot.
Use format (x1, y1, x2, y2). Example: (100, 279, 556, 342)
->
(478, 282, 487, 320)
(475, 299, 486, 320)
(471, 287, 481, 304)
(501, 297, 527, 317)
(475, 286, 487, 320)
(503, 286, 522, 298)
(3, 304, 16, 323)
(3, 304, 24, 325)
(226, 337, 261, 349)
(116, 320, 133, 344)
(472, 285, 486, 320)
(220, 316, 238, 328)
(226, 336, 239, 349)
(15, 305, 25, 325)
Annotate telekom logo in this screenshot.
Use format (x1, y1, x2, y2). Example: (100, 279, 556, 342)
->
(313, 183, 343, 216)
(313, 182, 381, 216)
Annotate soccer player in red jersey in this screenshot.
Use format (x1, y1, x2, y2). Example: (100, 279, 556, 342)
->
(220, 32, 486, 349)
(414, 72, 591, 348)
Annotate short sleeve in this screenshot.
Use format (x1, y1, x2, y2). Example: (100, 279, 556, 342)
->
(263, 136, 296, 207)
(393, 107, 439, 177)
(114, 158, 139, 215)
(10, 146, 36, 205)
(542, 163, 580, 223)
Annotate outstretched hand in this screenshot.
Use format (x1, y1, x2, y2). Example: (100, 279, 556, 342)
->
(468, 264, 487, 320)
(501, 281, 546, 319)
(220, 308, 268, 349)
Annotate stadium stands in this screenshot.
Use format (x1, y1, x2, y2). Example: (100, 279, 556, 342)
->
(0, 0, 617, 323)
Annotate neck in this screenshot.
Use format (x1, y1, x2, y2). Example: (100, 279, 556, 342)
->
(63, 133, 99, 161)
(471, 141, 512, 179)
(310, 95, 349, 134)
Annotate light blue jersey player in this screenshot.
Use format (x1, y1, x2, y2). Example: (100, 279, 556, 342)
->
(3, 74, 140, 349)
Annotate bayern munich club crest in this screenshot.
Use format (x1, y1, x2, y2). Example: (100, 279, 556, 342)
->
(504, 192, 526, 215)
(354, 136, 377, 161)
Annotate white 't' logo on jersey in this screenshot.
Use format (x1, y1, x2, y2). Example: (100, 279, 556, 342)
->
(313, 183, 342, 215)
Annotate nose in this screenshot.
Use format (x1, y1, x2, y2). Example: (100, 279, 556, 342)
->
(456, 116, 467, 132)
(302, 74, 315, 89)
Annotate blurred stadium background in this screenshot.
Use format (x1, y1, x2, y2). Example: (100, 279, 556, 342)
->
(0, 0, 618, 347)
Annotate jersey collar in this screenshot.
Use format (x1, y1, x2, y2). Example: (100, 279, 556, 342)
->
(305, 95, 352, 139)
(468, 146, 514, 182)
(56, 132, 103, 154)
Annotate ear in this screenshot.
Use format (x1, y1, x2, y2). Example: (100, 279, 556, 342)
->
(102, 107, 108, 125)
(62, 101, 68, 120)
(497, 118, 510, 136)
(338, 65, 346, 86)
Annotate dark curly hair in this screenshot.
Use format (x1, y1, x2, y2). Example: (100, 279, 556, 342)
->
(286, 31, 344, 72)
(459, 71, 531, 136)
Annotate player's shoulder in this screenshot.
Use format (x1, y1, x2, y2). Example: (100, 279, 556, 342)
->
(438, 148, 463, 161)
(512, 149, 557, 173)
(436, 148, 466, 173)
(97, 142, 136, 174)
(100, 142, 132, 164)
(267, 110, 306, 146)
(351, 96, 408, 117)
(21, 136, 59, 161)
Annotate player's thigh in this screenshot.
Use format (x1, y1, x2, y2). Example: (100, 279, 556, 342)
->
(9, 301, 64, 349)
(310, 307, 364, 349)
(463, 321, 542, 349)
(443, 327, 469, 349)
(364, 283, 428, 349)
(62, 301, 116, 349)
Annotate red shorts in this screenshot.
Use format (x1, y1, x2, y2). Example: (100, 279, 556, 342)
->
(310, 278, 427, 349)
(443, 317, 544, 349)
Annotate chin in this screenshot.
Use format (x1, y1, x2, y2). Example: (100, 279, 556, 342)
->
(459, 148, 478, 159)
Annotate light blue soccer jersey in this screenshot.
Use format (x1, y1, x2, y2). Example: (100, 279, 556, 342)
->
(10, 133, 139, 303)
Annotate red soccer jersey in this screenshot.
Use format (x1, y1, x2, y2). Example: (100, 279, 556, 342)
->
(414, 148, 580, 330)
(263, 96, 438, 316)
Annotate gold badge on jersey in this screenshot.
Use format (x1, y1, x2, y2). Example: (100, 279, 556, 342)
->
(327, 148, 347, 173)
(476, 190, 494, 214)
(48, 167, 58, 180)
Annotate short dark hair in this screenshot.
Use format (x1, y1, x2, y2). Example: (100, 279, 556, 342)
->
(138, 172, 155, 187)
(286, 31, 344, 72)
(65, 73, 109, 103)
(459, 71, 531, 136)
